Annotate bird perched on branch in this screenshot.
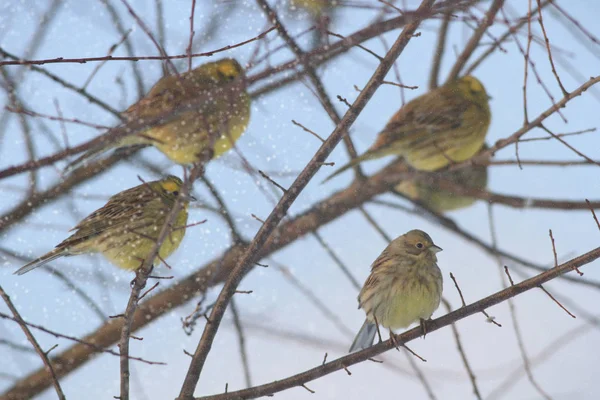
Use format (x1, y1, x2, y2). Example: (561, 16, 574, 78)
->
(67, 58, 250, 169)
(349, 230, 443, 352)
(324, 76, 491, 183)
(395, 163, 488, 213)
(14, 176, 192, 275)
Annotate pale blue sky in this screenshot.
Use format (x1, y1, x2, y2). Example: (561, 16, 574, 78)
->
(1, 1, 599, 399)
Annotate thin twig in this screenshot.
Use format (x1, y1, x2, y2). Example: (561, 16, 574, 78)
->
(488, 205, 552, 400)
(383, 191, 600, 290)
(230, 298, 252, 388)
(4, 150, 594, 397)
(99, 0, 145, 97)
(118, 0, 177, 74)
(587, 199, 600, 232)
(538, 285, 576, 318)
(177, 4, 435, 397)
(255, 0, 364, 180)
(258, 170, 288, 193)
(549, 229, 559, 267)
(0, 27, 277, 67)
(201, 176, 243, 243)
(539, 124, 600, 167)
(446, 0, 505, 81)
(311, 231, 361, 290)
(402, 349, 436, 399)
(186, 0, 197, 72)
(359, 205, 392, 240)
(273, 261, 354, 337)
(291, 120, 325, 143)
(119, 165, 203, 400)
(196, 247, 600, 400)
(535, 0, 568, 95)
(505, 266, 515, 286)
(449, 272, 466, 307)
(442, 299, 482, 400)
(0, 285, 66, 400)
(429, 11, 452, 89)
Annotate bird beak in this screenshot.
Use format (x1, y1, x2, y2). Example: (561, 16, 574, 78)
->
(182, 193, 197, 202)
(429, 244, 443, 253)
(487, 94, 493, 100)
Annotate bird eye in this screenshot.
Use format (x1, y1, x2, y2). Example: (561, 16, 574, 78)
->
(173, 191, 179, 196)
(416, 243, 424, 249)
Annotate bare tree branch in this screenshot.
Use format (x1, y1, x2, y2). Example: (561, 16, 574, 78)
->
(196, 247, 600, 399)
(0, 284, 66, 400)
(177, 3, 437, 397)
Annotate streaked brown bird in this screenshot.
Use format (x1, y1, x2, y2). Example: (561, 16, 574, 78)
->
(67, 58, 250, 169)
(324, 76, 491, 183)
(349, 230, 443, 352)
(395, 164, 488, 212)
(14, 176, 191, 275)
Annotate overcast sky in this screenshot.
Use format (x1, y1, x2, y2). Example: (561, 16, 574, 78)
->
(1, 1, 599, 399)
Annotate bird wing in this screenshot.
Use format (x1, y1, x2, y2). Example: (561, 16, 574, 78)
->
(62, 185, 162, 246)
(368, 91, 470, 153)
(123, 71, 218, 121)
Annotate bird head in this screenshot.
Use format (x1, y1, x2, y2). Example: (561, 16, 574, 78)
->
(155, 175, 195, 205)
(456, 75, 491, 106)
(392, 229, 443, 262)
(210, 58, 245, 83)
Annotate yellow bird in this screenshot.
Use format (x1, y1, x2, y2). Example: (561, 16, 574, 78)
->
(349, 230, 443, 352)
(395, 164, 488, 212)
(68, 58, 250, 168)
(14, 176, 191, 275)
(324, 76, 491, 182)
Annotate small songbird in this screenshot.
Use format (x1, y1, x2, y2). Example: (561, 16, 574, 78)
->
(349, 230, 443, 352)
(67, 58, 250, 169)
(14, 176, 191, 275)
(394, 163, 488, 213)
(324, 76, 491, 182)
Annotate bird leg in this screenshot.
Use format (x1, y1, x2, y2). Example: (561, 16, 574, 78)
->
(196, 147, 215, 164)
(389, 330, 400, 350)
(374, 316, 383, 343)
(420, 318, 431, 338)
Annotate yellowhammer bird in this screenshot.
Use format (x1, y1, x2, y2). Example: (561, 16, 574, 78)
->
(14, 176, 191, 275)
(324, 76, 491, 182)
(395, 164, 488, 212)
(349, 230, 443, 352)
(68, 58, 250, 168)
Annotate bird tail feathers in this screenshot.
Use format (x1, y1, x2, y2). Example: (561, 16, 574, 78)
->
(14, 249, 66, 275)
(349, 319, 377, 353)
(321, 151, 380, 184)
(63, 145, 115, 174)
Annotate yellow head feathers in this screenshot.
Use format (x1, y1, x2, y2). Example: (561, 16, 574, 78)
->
(159, 175, 183, 194)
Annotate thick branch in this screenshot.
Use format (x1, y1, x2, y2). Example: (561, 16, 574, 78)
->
(177, 2, 436, 397)
(6, 153, 600, 398)
(0, 157, 409, 400)
(118, 165, 203, 400)
(197, 247, 600, 400)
